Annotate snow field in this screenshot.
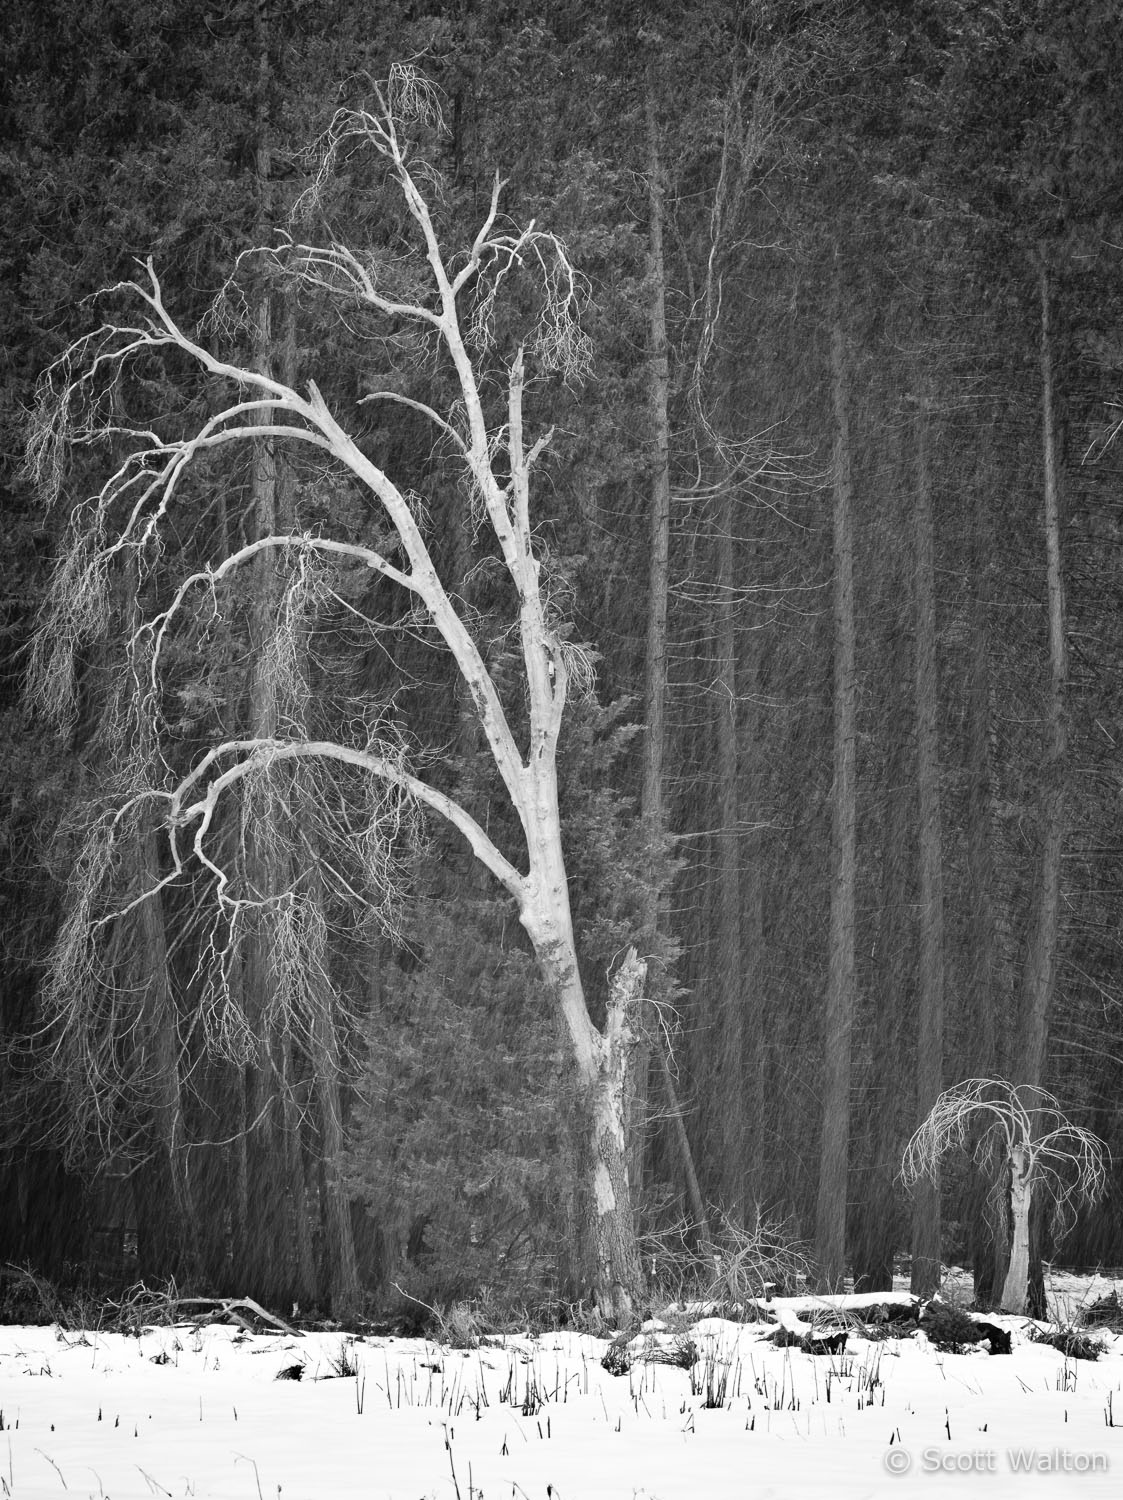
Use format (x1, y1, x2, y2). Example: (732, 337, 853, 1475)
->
(2, 1305, 1123, 1499)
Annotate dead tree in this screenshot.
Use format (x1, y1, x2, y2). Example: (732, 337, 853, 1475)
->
(27, 67, 645, 1319)
(902, 1078, 1105, 1313)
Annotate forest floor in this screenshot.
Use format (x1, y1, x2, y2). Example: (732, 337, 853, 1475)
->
(2, 1272, 1122, 1498)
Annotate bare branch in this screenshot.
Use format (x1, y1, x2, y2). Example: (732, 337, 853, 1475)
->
(357, 389, 468, 455)
(170, 738, 525, 902)
(901, 1077, 1108, 1238)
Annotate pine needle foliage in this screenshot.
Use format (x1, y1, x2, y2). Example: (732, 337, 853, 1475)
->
(344, 874, 569, 1308)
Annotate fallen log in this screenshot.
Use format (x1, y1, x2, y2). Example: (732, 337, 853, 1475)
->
(169, 1297, 298, 1335)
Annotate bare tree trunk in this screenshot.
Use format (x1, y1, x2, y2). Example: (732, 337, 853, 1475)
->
(34, 90, 651, 1320)
(527, 910, 647, 1320)
(1000, 1144, 1033, 1313)
(814, 288, 857, 1292)
(911, 400, 945, 1299)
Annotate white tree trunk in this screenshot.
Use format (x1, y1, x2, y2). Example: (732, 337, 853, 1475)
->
(999, 1143, 1032, 1313)
(31, 80, 649, 1316)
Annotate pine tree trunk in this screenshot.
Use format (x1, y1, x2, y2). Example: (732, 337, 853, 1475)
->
(238, 227, 316, 1306)
(630, 73, 673, 1208)
(739, 644, 766, 1214)
(281, 1038, 316, 1306)
(1017, 262, 1068, 1090)
(311, 991, 362, 1319)
(119, 544, 193, 1282)
(965, 423, 1003, 1306)
(1009, 263, 1068, 1318)
(714, 479, 746, 1222)
(853, 550, 912, 1294)
(658, 1045, 710, 1236)
(814, 289, 857, 1292)
(911, 401, 945, 1298)
(128, 803, 194, 1281)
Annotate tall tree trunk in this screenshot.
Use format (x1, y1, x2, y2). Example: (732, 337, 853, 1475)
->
(910, 400, 945, 1298)
(814, 288, 857, 1292)
(522, 904, 646, 1321)
(1017, 262, 1068, 1090)
(281, 1035, 316, 1304)
(737, 605, 766, 1222)
(1014, 262, 1069, 1319)
(630, 75, 705, 1229)
(714, 477, 746, 1223)
(853, 566, 912, 1294)
(235, 175, 318, 1303)
(641, 75, 671, 975)
(310, 972, 361, 1319)
(121, 560, 194, 1282)
(131, 825, 193, 1281)
(965, 423, 1003, 1306)
(658, 1048, 710, 1233)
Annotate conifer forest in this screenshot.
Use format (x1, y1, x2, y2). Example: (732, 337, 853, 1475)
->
(2, 0, 1123, 1327)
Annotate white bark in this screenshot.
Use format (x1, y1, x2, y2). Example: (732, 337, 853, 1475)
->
(999, 1143, 1032, 1314)
(31, 72, 644, 1314)
(902, 1078, 1106, 1313)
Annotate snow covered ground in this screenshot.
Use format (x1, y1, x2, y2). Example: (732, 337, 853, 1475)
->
(3, 1281, 1123, 1499)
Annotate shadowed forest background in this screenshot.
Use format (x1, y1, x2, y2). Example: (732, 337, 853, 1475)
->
(3, 0, 1123, 1324)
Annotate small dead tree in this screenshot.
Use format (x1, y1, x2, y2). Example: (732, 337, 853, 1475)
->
(901, 1078, 1107, 1314)
(27, 66, 646, 1319)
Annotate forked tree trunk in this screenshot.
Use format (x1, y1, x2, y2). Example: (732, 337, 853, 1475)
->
(814, 287, 857, 1292)
(524, 891, 646, 1320)
(911, 400, 945, 1298)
